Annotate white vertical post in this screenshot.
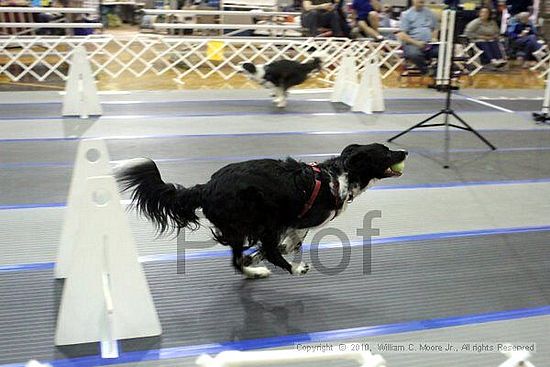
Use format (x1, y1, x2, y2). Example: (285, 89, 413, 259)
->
(436, 10, 448, 86)
(543, 70, 550, 115)
(443, 10, 456, 84)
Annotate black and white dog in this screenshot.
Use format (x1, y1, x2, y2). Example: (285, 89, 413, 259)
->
(240, 57, 323, 108)
(117, 143, 407, 278)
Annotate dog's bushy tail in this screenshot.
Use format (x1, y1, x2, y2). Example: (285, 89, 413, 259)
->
(304, 51, 327, 72)
(116, 158, 204, 235)
(301, 57, 323, 73)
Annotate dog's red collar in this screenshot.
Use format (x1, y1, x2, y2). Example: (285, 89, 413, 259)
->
(298, 163, 344, 219)
(298, 164, 322, 218)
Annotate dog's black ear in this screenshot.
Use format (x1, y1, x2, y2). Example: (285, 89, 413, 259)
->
(341, 144, 361, 158)
(344, 150, 371, 172)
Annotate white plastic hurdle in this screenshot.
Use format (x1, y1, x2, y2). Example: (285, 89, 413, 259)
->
(196, 348, 386, 367)
(61, 45, 102, 118)
(330, 54, 384, 114)
(54, 139, 162, 356)
(498, 344, 535, 367)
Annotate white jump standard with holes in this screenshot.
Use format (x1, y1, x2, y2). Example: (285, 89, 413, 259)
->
(54, 139, 162, 357)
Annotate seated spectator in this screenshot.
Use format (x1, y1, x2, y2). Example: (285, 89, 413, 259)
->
(350, 0, 383, 41)
(335, 0, 352, 38)
(464, 7, 507, 67)
(507, 11, 542, 67)
(379, 5, 399, 39)
(397, 0, 438, 75)
(301, 0, 345, 37)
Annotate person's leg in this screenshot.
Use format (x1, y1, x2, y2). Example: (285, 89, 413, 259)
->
(525, 34, 541, 60)
(476, 42, 493, 64)
(404, 44, 428, 73)
(367, 11, 380, 32)
(301, 11, 320, 36)
(336, 0, 351, 37)
(319, 10, 344, 37)
(486, 41, 507, 64)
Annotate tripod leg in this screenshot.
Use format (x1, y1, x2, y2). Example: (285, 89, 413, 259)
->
(388, 111, 445, 142)
(444, 111, 450, 169)
(450, 111, 497, 150)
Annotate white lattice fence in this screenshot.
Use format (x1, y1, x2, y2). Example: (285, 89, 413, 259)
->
(531, 44, 550, 78)
(0, 35, 406, 84)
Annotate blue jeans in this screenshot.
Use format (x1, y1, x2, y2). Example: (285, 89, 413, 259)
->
(515, 34, 542, 60)
(403, 44, 439, 74)
(301, 10, 345, 37)
(475, 41, 505, 64)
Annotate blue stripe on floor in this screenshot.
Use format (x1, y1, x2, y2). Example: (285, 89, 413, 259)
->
(1, 305, 549, 367)
(1, 177, 550, 211)
(2, 224, 549, 274)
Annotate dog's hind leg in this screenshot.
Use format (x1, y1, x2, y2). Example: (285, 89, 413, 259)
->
(279, 229, 308, 255)
(228, 237, 271, 279)
(263, 234, 310, 276)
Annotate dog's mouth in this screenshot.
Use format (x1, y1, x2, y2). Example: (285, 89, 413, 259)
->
(384, 164, 403, 177)
(383, 155, 407, 178)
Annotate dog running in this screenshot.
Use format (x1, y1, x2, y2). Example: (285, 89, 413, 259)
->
(240, 56, 323, 108)
(116, 143, 407, 279)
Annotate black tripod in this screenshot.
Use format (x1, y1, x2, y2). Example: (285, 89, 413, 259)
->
(387, 10, 496, 168)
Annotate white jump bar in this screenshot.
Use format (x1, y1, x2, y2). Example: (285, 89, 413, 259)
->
(0, 22, 103, 28)
(196, 349, 386, 367)
(0, 7, 98, 13)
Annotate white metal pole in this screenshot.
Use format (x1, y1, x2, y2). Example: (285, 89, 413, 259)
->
(543, 70, 550, 115)
(443, 10, 455, 84)
(436, 9, 448, 85)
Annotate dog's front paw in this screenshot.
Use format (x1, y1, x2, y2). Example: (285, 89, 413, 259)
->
(291, 262, 310, 275)
(243, 266, 271, 279)
(276, 100, 287, 108)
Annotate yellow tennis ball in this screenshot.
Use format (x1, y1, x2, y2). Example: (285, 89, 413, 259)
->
(391, 161, 405, 173)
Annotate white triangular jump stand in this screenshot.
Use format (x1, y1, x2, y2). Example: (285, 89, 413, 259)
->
(352, 57, 385, 114)
(331, 54, 358, 106)
(197, 348, 386, 367)
(499, 345, 535, 367)
(55, 175, 162, 350)
(56, 139, 112, 279)
(62, 46, 102, 118)
(331, 54, 385, 114)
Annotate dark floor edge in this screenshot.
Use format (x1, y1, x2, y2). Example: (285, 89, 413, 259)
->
(2, 224, 550, 274)
(2, 305, 549, 367)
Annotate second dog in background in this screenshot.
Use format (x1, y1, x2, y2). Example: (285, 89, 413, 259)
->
(240, 56, 324, 108)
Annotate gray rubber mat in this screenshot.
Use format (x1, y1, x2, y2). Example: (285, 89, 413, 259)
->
(114, 316, 550, 367)
(0, 99, 495, 119)
(0, 231, 548, 364)
(2, 130, 550, 206)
